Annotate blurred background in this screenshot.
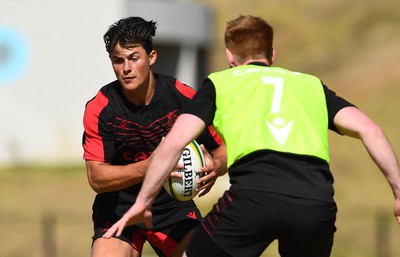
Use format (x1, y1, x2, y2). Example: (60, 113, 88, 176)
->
(0, 0, 399, 256)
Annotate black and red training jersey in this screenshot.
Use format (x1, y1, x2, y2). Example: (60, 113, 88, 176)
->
(82, 73, 222, 224)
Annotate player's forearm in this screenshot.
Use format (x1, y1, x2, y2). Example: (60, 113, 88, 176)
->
(138, 140, 182, 206)
(86, 160, 147, 193)
(136, 113, 207, 204)
(334, 107, 400, 198)
(361, 127, 400, 199)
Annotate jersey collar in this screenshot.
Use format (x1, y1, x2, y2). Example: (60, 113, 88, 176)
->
(248, 61, 269, 67)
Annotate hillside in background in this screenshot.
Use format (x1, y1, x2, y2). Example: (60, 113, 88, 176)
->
(0, 1, 399, 257)
(199, 0, 400, 174)
(201, 0, 399, 100)
(197, 1, 400, 256)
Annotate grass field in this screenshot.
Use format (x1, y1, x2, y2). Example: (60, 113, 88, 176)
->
(0, 155, 399, 257)
(1, 0, 399, 256)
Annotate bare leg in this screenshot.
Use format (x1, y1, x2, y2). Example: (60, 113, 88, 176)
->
(91, 237, 140, 257)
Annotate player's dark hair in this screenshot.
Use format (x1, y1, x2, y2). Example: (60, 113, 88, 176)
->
(104, 16, 157, 55)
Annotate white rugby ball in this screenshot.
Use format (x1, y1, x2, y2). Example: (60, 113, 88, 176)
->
(163, 140, 206, 201)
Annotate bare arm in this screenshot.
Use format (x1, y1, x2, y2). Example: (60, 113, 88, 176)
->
(85, 159, 149, 193)
(138, 114, 207, 207)
(334, 106, 400, 222)
(103, 114, 207, 237)
(209, 142, 228, 177)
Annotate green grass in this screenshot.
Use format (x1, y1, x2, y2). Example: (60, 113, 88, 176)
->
(2, 0, 400, 256)
(1, 162, 399, 257)
(0, 165, 94, 257)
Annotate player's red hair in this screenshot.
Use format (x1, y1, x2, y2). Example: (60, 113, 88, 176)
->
(225, 15, 274, 64)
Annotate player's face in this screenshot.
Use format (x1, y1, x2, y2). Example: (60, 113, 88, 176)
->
(110, 43, 156, 92)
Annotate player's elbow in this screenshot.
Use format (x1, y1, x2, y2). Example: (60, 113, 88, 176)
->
(87, 176, 105, 193)
(359, 121, 384, 141)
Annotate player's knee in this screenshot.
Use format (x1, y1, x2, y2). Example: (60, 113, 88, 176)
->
(91, 237, 140, 257)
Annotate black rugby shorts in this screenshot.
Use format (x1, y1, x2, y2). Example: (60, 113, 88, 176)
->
(187, 188, 337, 257)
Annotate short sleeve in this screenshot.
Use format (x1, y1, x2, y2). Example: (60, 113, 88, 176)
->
(182, 78, 216, 126)
(323, 84, 356, 133)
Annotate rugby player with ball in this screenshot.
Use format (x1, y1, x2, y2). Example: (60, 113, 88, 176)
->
(104, 15, 400, 257)
(82, 17, 227, 257)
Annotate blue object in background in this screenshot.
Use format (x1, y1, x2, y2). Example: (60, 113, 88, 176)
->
(0, 26, 30, 85)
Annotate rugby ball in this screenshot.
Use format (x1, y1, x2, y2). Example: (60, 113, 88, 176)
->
(163, 140, 206, 201)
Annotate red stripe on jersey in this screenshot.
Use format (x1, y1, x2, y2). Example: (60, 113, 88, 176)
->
(83, 91, 109, 162)
(175, 79, 196, 99)
(175, 80, 223, 146)
(207, 125, 223, 145)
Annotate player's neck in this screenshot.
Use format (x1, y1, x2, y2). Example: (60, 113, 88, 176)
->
(124, 73, 155, 106)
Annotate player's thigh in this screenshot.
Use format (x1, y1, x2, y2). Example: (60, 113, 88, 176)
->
(147, 218, 200, 257)
(171, 227, 196, 257)
(91, 237, 140, 257)
(278, 199, 336, 257)
(279, 233, 334, 257)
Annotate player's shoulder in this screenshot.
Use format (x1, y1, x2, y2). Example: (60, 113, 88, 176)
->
(154, 73, 196, 98)
(85, 80, 120, 111)
(154, 73, 176, 85)
(98, 80, 121, 97)
(274, 67, 322, 82)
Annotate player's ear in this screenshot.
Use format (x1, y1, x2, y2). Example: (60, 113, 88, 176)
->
(225, 48, 235, 68)
(149, 50, 157, 66)
(269, 48, 276, 65)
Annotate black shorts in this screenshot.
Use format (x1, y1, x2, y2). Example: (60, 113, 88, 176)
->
(93, 202, 202, 257)
(186, 188, 337, 257)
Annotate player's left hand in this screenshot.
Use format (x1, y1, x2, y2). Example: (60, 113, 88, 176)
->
(103, 201, 153, 238)
(196, 144, 226, 197)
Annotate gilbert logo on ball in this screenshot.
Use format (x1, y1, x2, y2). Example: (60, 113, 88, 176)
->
(163, 140, 205, 201)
